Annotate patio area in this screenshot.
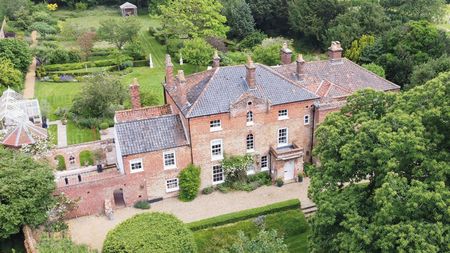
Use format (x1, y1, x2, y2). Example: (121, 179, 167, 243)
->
(68, 178, 314, 250)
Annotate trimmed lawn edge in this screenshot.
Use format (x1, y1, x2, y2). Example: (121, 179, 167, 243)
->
(187, 199, 300, 231)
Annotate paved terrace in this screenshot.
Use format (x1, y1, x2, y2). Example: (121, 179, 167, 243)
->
(68, 179, 314, 251)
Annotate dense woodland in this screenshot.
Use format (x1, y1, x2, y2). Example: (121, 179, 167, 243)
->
(0, 0, 449, 252)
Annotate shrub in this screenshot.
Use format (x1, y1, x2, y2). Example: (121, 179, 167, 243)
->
(248, 171, 271, 186)
(133, 200, 150, 209)
(202, 186, 214, 195)
(99, 122, 109, 130)
(178, 164, 201, 201)
(103, 213, 197, 253)
(217, 183, 231, 193)
(79, 150, 94, 166)
(55, 155, 66, 171)
(362, 63, 386, 78)
(38, 236, 96, 253)
(188, 199, 300, 231)
(75, 2, 88, 11)
(298, 174, 303, 182)
(180, 38, 215, 66)
(275, 178, 284, 187)
(239, 31, 267, 49)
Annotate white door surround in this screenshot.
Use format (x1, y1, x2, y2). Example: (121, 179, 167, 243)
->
(283, 160, 295, 181)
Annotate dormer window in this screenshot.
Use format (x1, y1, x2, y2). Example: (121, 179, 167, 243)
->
(210, 120, 222, 132)
(246, 111, 253, 126)
(278, 109, 288, 120)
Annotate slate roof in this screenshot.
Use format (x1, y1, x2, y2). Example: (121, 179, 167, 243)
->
(168, 64, 319, 118)
(274, 58, 400, 98)
(115, 114, 188, 156)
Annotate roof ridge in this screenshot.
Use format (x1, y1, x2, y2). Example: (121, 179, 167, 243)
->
(186, 67, 221, 117)
(258, 64, 319, 100)
(116, 113, 178, 125)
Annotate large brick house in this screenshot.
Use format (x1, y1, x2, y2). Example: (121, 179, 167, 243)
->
(58, 42, 399, 217)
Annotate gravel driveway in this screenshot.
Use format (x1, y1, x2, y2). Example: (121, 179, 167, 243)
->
(68, 178, 313, 251)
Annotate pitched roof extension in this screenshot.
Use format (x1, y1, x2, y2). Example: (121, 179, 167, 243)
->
(274, 58, 399, 98)
(115, 114, 189, 156)
(167, 64, 319, 118)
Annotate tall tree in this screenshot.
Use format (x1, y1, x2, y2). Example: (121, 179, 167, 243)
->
(309, 72, 450, 252)
(97, 18, 141, 50)
(380, 0, 446, 22)
(221, 0, 255, 39)
(0, 147, 56, 238)
(158, 0, 229, 39)
(288, 0, 347, 45)
(77, 32, 97, 61)
(247, 0, 289, 36)
(409, 55, 450, 89)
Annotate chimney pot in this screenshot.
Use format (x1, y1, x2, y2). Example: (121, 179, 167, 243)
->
(328, 41, 343, 61)
(165, 54, 174, 87)
(129, 78, 141, 109)
(246, 56, 256, 89)
(296, 54, 305, 77)
(280, 42, 293, 65)
(212, 50, 220, 68)
(177, 70, 188, 105)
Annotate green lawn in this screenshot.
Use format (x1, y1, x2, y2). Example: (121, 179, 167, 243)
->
(193, 210, 310, 253)
(35, 81, 99, 144)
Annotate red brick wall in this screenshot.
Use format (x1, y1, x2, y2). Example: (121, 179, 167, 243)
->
(188, 100, 316, 188)
(121, 145, 192, 199)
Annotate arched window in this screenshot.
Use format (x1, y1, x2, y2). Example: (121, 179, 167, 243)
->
(246, 134, 254, 151)
(246, 111, 253, 123)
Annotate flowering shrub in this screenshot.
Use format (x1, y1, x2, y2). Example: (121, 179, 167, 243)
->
(47, 3, 58, 11)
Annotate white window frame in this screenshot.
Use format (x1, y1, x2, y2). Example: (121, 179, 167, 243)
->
(211, 139, 223, 161)
(212, 165, 225, 184)
(261, 155, 269, 171)
(210, 119, 222, 132)
(246, 163, 255, 175)
(163, 151, 176, 169)
(304, 115, 310, 125)
(278, 128, 288, 147)
(246, 111, 254, 126)
(129, 158, 144, 173)
(166, 178, 179, 192)
(246, 134, 254, 152)
(278, 109, 289, 120)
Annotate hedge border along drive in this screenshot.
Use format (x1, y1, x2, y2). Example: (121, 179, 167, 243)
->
(187, 199, 300, 231)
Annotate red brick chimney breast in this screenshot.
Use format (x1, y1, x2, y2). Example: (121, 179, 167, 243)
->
(328, 41, 343, 61)
(246, 56, 256, 89)
(165, 54, 174, 88)
(129, 78, 141, 109)
(212, 50, 220, 68)
(296, 54, 305, 77)
(177, 70, 188, 106)
(280, 42, 292, 65)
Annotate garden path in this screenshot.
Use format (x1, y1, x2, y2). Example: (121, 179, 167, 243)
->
(23, 31, 38, 99)
(68, 179, 314, 250)
(49, 120, 67, 147)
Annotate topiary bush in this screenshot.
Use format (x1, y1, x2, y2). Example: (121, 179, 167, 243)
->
(79, 150, 94, 166)
(178, 164, 201, 201)
(202, 186, 214, 195)
(99, 122, 109, 130)
(103, 213, 197, 253)
(275, 177, 284, 187)
(133, 200, 150, 209)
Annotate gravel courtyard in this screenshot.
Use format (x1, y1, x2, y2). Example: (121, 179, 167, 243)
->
(68, 178, 313, 250)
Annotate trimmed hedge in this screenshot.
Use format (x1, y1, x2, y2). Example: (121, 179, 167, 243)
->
(187, 199, 300, 231)
(103, 213, 197, 253)
(44, 59, 118, 71)
(178, 164, 201, 201)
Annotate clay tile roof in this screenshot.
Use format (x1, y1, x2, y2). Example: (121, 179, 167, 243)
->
(167, 64, 319, 118)
(274, 58, 399, 98)
(115, 104, 172, 123)
(115, 114, 189, 156)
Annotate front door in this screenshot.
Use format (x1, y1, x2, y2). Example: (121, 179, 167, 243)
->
(283, 160, 295, 181)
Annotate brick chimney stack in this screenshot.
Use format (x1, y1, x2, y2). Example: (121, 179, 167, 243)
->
(296, 54, 305, 77)
(280, 42, 292, 65)
(129, 78, 141, 109)
(165, 54, 174, 87)
(246, 56, 256, 89)
(212, 50, 220, 68)
(328, 41, 343, 61)
(177, 70, 188, 105)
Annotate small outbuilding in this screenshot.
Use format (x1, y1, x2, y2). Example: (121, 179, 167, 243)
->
(119, 2, 137, 16)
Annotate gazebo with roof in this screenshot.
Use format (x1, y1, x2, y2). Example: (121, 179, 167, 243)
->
(119, 2, 137, 16)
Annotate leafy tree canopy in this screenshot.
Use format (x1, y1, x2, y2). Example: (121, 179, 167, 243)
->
(221, 0, 255, 39)
(247, 0, 289, 36)
(180, 38, 215, 66)
(309, 72, 450, 252)
(158, 0, 229, 39)
(362, 63, 385, 78)
(0, 39, 32, 73)
(97, 17, 141, 50)
(380, 0, 446, 22)
(103, 212, 197, 253)
(0, 147, 56, 239)
(409, 54, 450, 89)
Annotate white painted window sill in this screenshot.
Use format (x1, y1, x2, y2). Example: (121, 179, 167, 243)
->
(211, 156, 224, 161)
(246, 122, 254, 126)
(278, 116, 289, 120)
(166, 187, 179, 193)
(212, 180, 224, 185)
(246, 149, 255, 153)
(130, 169, 144, 174)
(164, 166, 177, 170)
(210, 127, 222, 132)
(261, 167, 269, 172)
